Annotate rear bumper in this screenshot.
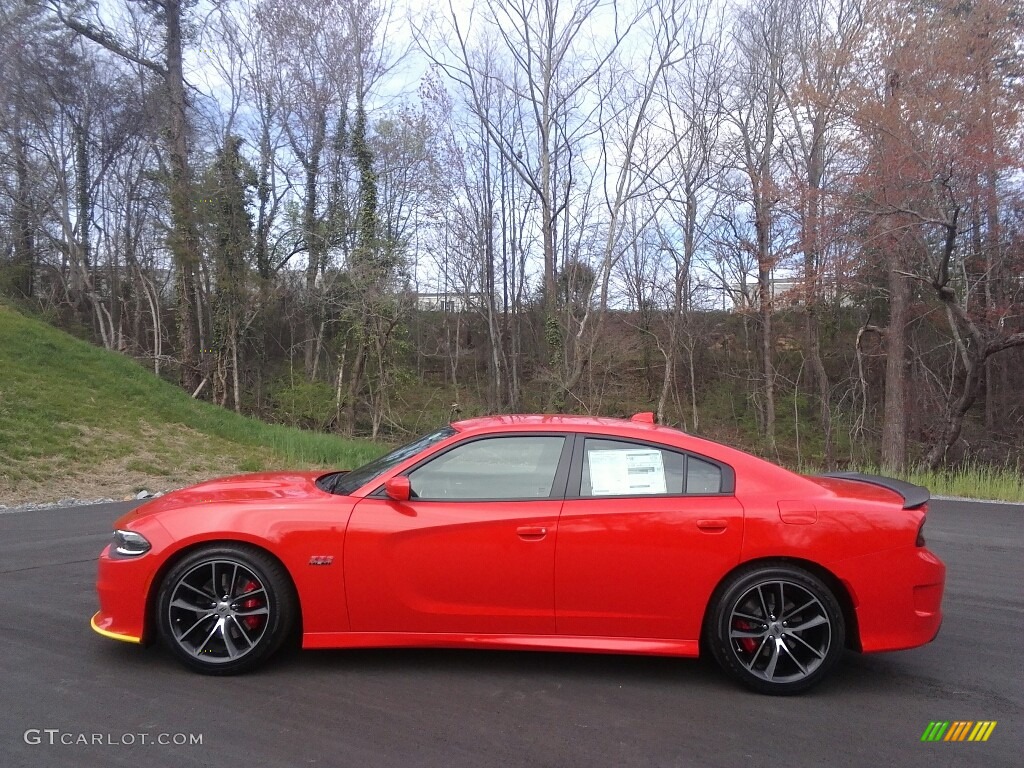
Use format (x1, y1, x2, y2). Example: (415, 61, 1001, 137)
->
(832, 546, 945, 653)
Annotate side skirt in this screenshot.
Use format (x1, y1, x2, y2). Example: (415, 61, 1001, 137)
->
(301, 631, 700, 657)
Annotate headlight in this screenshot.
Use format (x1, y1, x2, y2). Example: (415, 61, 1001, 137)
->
(113, 529, 151, 556)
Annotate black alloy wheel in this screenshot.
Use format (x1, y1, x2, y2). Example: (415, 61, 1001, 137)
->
(156, 544, 296, 675)
(707, 564, 845, 694)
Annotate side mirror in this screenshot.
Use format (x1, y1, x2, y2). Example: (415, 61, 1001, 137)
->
(385, 475, 411, 502)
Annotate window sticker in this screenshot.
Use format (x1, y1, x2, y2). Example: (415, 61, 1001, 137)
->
(588, 449, 667, 495)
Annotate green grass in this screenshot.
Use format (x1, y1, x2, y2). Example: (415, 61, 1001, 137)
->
(889, 465, 1024, 503)
(0, 303, 385, 503)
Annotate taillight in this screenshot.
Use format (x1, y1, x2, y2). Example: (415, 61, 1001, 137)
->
(916, 519, 926, 547)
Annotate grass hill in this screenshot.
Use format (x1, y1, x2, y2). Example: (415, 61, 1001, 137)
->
(0, 304, 384, 506)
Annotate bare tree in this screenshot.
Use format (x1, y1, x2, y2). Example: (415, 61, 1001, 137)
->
(550, 0, 696, 409)
(0, 0, 62, 299)
(257, 0, 353, 377)
(778, 0, 865, 467)
(724, 0, 791, 452)
(50, 0, 205, 390)
(424, 0, 645, 373)
(657, 3, 725, 425)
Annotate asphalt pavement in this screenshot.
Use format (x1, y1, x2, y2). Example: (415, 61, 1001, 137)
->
(1, 498, 1020, 767)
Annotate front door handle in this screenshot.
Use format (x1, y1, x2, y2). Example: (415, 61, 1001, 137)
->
(516, 525, 548, 540)
(696, 519, 728, 532)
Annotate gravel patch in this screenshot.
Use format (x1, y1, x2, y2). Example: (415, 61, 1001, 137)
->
(0, 490, 167, 514)
(931, 494, 1022, 506)
(0, 497, 120, 514)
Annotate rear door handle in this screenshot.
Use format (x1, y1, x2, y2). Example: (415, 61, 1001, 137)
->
(516, 526, 548, 540)
(696, 519, 728, 532)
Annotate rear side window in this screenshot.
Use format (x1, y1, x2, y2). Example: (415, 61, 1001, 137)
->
(687, 456, 723, 494)
(580, 438, 727, 497)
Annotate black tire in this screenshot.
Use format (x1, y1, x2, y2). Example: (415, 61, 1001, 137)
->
(706, 564, 845, 695)
(156, 544, 296, 675)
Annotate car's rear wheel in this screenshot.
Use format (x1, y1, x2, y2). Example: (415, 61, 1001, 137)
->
(707, 564, 845, 695)
(156, 544, 296, 675)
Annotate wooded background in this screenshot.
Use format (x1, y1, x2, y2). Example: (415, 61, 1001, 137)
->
(2, 0, 1022, 472)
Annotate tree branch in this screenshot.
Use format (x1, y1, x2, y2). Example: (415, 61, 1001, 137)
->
(987, 332, 1024, 357)
(51, 3, 168, 77)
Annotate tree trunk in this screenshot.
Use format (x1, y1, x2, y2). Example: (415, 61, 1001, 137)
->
(481, 137, 504, 411)
(73, 118, 91, 301)
(983, 162, 1002, 432)
(924, 356, 979, 470)
(686, 335, 699, 432)
(878, 65, 909, 473)
(343, 342, 368, 436)
(758, 264, 776, 452)
(881, 252, 909, 471)
(255, 108, 274, 281)
(301, 119, 326, 378)
(806, 310, 832, 467)
(11, 129, 35, 298)
(802, 158, 833, 468)
(754, 176, 776, 452)
(166, 1, 202, 391)
(231, 329, 241, 413)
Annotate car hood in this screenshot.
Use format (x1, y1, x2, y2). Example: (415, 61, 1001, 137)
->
(115, 471, 333, 525)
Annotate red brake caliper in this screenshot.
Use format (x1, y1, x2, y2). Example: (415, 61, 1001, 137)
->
(240, 579, 262, 630)
(733, 619, 758, 653)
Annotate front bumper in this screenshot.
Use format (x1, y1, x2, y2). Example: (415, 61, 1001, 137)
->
(90, 611, 141, 643)
(92, 543, 156, 645)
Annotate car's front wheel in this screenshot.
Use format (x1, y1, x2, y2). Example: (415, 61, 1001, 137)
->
(156, 544, 296, 675)
(707, 564, 845, 695)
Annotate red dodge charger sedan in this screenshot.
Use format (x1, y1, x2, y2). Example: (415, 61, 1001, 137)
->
(91, 413, 945, 694)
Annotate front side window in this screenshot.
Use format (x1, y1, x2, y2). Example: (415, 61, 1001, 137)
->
(580, 438, 724, 497)
(409, 435, 566, 500)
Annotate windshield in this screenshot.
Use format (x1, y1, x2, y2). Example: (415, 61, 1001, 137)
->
(322, 426, 456, 495)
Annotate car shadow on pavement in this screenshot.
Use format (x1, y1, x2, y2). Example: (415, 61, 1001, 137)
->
(90, 635, 939, 699)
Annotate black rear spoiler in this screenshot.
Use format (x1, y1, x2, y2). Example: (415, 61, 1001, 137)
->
(820, 472, 930, 509)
